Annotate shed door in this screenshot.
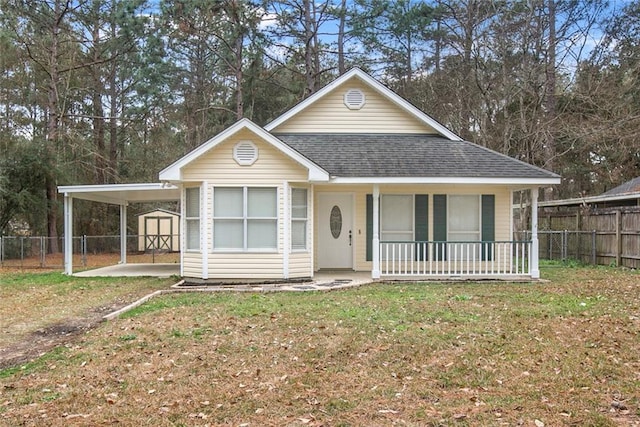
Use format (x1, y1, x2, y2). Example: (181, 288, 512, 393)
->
(145, 216, 173, 251)
(317, 193, 353, 269)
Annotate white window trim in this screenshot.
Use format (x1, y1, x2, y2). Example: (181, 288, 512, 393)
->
(291, 187, 309, 252)
(212, 186, 278, 253)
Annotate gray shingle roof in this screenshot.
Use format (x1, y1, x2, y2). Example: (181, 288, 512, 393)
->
(600, 176, 640, 196)
(274, 133, 559, 179)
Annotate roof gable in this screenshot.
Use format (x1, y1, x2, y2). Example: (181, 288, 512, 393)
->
(159, 118, 329, 182)
(136, 208, 180, 217)
(265, 68, 462, 140)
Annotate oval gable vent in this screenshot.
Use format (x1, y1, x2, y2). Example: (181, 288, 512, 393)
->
(233, 141, 258, 166)
(344, 88, 365, 110)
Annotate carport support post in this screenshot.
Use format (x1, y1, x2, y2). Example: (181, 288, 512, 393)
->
(530, 188, 540, 279)
(120, 204, 127, 265)
(64, 194, 73, 275)
(372, 184, 380, 279)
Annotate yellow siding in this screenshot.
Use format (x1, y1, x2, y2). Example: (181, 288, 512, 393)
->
(182, 129, 308, 183)
(182, 252, 202, 278)
(289, 252, 313, 278)
(207, 253, 283, 279)
(271, 80, 436, 134)
(179, 129, 313, 280)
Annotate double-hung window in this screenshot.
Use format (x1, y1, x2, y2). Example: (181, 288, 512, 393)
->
(213, 187, 277, 251)
(185, 187, 201, 251)
(291, 188, 308, 250)
(448, 195, 481, 242)
(448, 195, 481, 261)
(380, 195, 414, 242)
(380, 195, 414, 261)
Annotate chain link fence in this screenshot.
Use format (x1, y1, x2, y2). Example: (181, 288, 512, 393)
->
(0, 235, 180, 270)
(516, 230, 598, 265)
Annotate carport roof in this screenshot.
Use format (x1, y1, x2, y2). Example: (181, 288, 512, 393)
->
(58, 183, 180, 205)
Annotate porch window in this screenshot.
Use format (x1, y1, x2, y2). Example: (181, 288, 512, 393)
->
(433, 194, 495, 261)
(291, 188, 308, 250)
(366, 194, 428, 261)
(213, 187, 277, 251)
(185, 187, 200, 251)
(380, 195, 413, 241)
(448, 195, 481, 242)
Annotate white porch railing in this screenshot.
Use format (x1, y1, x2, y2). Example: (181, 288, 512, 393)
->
(379, 241, 531, 277)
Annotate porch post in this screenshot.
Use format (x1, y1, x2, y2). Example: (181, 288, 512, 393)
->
(201, 181, 208, 280)
(531, 187, 540, 279)
(63, 193, 73, 275)
(283, 181, 290, 279)
(179, 185, 185, 277)
(120, 204, 127, 265)
(372, 184, 380, 279)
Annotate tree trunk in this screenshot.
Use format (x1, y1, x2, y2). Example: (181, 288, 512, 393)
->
(235, 30, 244, 119)
(92, 12, 106, 185)
(44, 0, 68, 254)
(543, 0, 557, 200)
(461, 1, 474, 141)
(434, 0, 441, 73)
(337, 0, 346, 75)
(108, 7, 118, 183)
(303, 0, 316, 97)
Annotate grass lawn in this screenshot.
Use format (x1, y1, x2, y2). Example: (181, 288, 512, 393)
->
(1, 265, 639, 426)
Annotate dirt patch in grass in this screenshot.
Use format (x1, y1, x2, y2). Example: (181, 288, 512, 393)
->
(1, 266, 639, 426)
(0, 272, 174, 369)
(0, 315, 104, 371)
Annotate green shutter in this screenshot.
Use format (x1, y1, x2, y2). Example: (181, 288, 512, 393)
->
(433, 194, 447, 260)
(415, 195, 428, 260)
(366, 194, 373, 261)
(481, 195, 495, 261)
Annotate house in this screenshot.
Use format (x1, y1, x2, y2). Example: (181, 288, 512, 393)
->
(58, 68, 560, 280)
(137, 209, 180, 252)
(539, 176, 640, 211)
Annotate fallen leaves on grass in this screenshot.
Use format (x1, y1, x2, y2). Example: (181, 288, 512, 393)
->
(0, 266, 639, 426)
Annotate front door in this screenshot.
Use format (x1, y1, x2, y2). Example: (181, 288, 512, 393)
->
(317, 193, 353, 269)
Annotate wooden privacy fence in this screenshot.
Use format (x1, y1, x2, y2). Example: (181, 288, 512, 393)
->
(526, 207, 640, 268)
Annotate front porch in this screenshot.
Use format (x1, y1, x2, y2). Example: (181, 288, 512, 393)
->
(366, 185, 542, 280)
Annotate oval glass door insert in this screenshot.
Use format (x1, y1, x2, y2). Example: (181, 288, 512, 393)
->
(330, 205, 342, 239)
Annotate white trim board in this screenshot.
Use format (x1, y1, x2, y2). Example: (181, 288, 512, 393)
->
(159, 118, 329, 182)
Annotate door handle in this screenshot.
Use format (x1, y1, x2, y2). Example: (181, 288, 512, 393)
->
(349, 230, 352, 246)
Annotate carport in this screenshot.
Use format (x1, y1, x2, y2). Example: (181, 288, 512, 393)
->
(57, 183, 181, 276)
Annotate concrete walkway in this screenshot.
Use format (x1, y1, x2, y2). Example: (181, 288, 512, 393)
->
(74, 264, 375, 291)
(173, 271, 375, 292)
(74, 263, 180, 278)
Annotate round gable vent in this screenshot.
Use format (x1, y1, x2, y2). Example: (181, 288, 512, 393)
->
(343, 88, 365, 110)
(233, 140, 258, 166)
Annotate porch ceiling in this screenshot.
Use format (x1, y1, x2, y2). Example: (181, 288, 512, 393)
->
(58, 183, 180, 205)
